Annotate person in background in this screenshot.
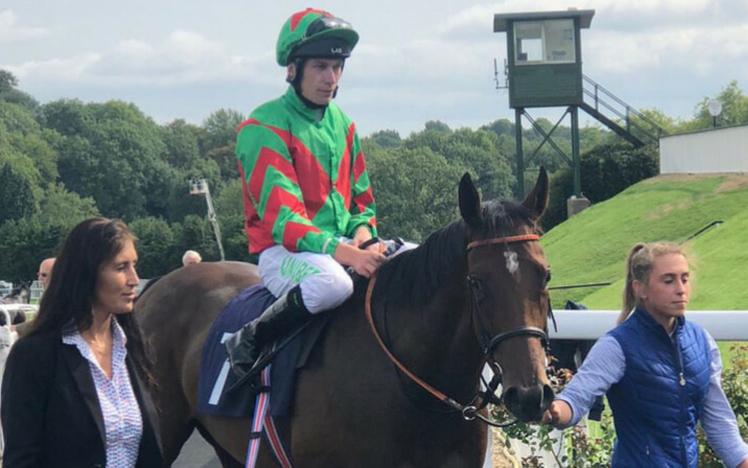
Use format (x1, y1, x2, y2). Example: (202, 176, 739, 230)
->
(543, 242, 748, 467)
(37, 257, 55, 290)
(182, 250, 202, 266)
(1, 218, 162, 467)
(225, 8, 386, 379)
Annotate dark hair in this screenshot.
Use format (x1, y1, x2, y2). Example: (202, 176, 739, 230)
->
(29, 217, 154, 384)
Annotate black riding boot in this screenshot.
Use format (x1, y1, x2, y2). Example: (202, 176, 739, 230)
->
(225, 285, 310, 379)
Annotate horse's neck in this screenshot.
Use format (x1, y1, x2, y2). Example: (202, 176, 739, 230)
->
(380, 266, 484, 399)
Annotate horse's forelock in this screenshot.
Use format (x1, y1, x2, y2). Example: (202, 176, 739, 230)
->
(480, 200, 536, 237)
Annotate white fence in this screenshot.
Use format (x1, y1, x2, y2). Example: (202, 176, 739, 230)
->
(659, 125, 748, 174)
(550, 309, 748, 341)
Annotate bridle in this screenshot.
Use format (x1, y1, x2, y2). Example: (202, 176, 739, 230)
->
(364, 233, 554, 428)
(466, 233, 550, 355)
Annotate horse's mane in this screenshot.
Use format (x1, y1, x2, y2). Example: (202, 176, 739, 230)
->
(372, 198, 537, 308)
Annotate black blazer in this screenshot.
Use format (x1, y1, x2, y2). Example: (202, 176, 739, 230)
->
(1, 330, 163, 468)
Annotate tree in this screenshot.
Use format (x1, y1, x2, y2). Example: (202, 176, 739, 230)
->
(0, 217, 61, 282)
(0, 69, 37, 110)
(201, 109, 243, 183)
(0, 185, 98, 281)
(160, 119, 203, 169)
(403, 126, 515, 201)
(48, 100, 168, 219)
(367, 145, 465, 241)
(36, 184, 99, 226)
(0, 164, 36, 223)
(688, 80, 748, 130)
(368, 129, 402, 149)
(214, 179, 253, 262)
(424, 120, 451, 133)
(482, 119, 514, 138)
(0, 70, 18, 92)
(38, 99, 92, 136)
(162, 163, 221, 223)
(0, 101, 57, 187)
(202, 108, 244, 152)
(207, 144, 239, 182)
(174, 214, 220, 261)
(129, 217, 179, 278)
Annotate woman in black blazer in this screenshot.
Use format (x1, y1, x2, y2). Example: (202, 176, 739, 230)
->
(2, 218, 163, 468)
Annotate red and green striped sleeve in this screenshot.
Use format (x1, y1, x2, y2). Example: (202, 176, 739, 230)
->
(345, 128, 378, 237)
(237, 121, 340, 255)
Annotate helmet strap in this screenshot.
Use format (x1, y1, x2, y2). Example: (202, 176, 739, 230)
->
(287, 57, 346, 109)
(286, 58, 303, 86)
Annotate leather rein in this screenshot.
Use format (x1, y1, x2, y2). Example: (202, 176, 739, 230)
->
(364, 233, 550, 428)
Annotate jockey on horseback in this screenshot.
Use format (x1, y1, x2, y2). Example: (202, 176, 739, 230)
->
(226, 8, 386, 379)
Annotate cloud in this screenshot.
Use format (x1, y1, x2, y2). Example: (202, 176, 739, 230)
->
(426, 1, 748, 79)
(88, 30, 274, 86)
(4, 30, 273, 87)
(0, 9, 48, 42)
(436, 0, 746, 36)
(586, 23, 748, 76)
(6, 54, 101, 82)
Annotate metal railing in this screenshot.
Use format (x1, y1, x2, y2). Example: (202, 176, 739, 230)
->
(581, 74, 667, 146)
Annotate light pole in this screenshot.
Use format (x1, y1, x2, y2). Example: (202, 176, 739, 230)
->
(189, 178, 225, 261)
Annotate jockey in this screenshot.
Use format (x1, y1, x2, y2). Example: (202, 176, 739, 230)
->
(226, 8, 386, 379)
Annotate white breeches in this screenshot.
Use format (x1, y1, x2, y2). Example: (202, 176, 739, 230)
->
(258, 245, 353, 314)
(258, 239, 417, 314)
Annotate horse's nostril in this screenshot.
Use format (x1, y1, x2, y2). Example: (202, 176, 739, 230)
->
(503, 384, 552, 422)
(503, 387, 519, 407)
(542, 384, 555, 410)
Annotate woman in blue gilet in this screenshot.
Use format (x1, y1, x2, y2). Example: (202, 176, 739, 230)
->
(544, 242, 748, 468)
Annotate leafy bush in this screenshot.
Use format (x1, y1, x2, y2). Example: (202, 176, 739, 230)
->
(543, 143, 659, 231)
(497, 345, 748, 467)
(699, 343, 748, 466)
(496, 367, 615, 467)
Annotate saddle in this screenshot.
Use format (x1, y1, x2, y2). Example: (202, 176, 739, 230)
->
(196, 284, 329, 418)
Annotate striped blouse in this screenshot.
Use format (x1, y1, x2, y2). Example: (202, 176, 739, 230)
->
(62, 320, 143, 468)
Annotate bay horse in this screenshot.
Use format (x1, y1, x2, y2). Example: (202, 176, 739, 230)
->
(136, 169, 553, 467)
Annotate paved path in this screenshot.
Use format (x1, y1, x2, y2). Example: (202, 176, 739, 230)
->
(171, 429, 496, 467)
(173, 432, 220, 468)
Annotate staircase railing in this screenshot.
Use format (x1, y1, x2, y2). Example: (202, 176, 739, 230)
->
(582, 74, 666, 146)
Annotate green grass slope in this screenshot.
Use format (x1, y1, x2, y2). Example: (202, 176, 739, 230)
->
(542, 174, 748, 310)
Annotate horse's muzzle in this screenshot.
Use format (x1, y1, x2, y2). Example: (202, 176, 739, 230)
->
(503, 383, 554, 422)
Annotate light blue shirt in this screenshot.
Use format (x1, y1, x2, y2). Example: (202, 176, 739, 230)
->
(557, 333, 748, 468)
(63, 321, 143, 468)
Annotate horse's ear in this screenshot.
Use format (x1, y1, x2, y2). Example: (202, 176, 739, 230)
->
(521, 167, 549, 221)
(459, 172, 482, 228)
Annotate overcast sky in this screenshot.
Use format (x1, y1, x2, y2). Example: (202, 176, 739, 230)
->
(3, 0, 748, 136)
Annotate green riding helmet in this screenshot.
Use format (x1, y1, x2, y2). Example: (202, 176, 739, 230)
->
(276, 8, 359, 66)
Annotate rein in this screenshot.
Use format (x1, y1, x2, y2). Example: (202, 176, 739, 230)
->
(364, 233, 549, 428)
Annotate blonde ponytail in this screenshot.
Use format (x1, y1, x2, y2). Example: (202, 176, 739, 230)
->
(618, 243, 645, 323)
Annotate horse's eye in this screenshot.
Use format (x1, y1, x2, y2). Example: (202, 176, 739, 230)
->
(545, 270, 552, 286)
(467, 276, 486, 302)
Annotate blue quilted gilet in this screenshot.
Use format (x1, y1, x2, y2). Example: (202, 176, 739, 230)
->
(607, 308, 711, 467)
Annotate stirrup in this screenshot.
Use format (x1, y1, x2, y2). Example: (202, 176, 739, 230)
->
(225, 348, 270, 394)
(225, 320, 313, 395)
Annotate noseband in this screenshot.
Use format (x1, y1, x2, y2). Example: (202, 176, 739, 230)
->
(364, 233, 552, 427)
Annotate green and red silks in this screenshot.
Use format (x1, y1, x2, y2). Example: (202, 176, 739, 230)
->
(236, 87, 377, 255)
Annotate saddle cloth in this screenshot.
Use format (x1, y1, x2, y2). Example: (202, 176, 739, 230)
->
(197, 284, 321, 418)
